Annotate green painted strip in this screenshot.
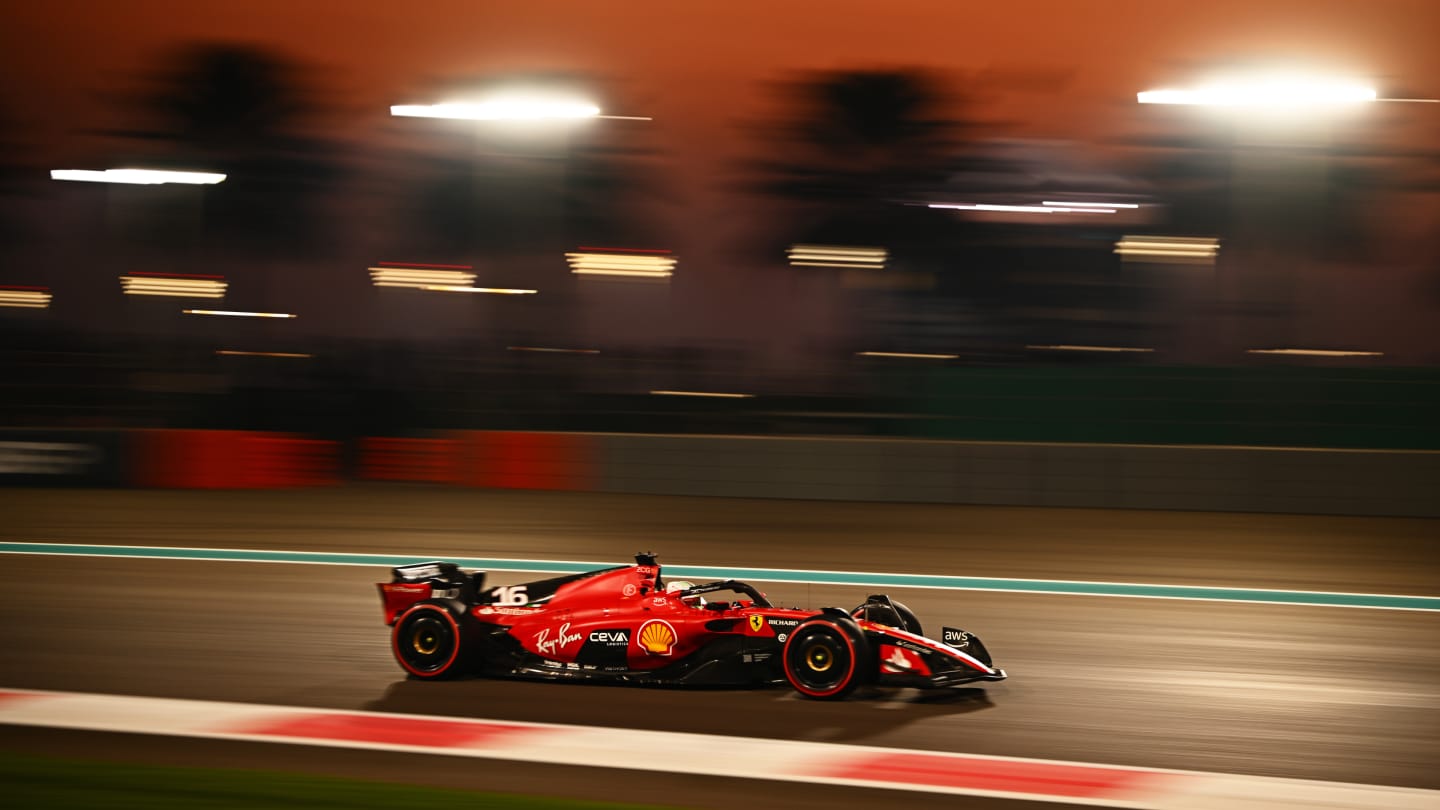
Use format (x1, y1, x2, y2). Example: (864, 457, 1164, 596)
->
(4, 542, 1438, 612)
(667, 566, 1440, 611)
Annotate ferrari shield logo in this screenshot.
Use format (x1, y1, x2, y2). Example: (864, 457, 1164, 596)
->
(748, 615, 766, 633)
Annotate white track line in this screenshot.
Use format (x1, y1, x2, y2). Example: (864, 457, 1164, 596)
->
(4, 542, 1437, 611)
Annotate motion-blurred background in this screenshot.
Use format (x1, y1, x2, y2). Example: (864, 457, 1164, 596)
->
(2, 1, 1437, 449)
(4, 7, 1440, 808)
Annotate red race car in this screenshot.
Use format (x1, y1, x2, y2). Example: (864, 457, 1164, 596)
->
(378, 552, 1005, 700)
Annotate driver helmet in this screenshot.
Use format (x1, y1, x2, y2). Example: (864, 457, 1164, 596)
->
(665, 580, 705, 607)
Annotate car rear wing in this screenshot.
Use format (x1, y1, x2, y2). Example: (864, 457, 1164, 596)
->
(377, 561, 484, 625)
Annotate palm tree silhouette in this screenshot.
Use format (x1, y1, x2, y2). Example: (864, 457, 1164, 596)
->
(130, 42, 340, 256)
(752, 69, 961, 250)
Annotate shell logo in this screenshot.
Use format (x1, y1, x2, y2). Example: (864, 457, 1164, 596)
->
(637, 619, 677, 656)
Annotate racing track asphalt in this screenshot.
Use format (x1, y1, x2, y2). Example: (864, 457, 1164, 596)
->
(1, 486, 1437, 808)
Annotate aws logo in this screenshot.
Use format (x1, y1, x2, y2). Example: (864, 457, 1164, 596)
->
(637, 619, 677, 656)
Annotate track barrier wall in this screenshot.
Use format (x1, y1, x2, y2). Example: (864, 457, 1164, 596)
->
(0, 430, 127, 487)
(587, 435, 1440, 517)
(358, 438, 460, 484)
(129, 430, 338, 489)
(2, 429, 1435, 516)
(453, 431, 596, 490)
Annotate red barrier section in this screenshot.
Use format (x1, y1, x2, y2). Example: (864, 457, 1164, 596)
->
(196, 430, 240, 487)
(132, 430, 243, 488)
(359, 438, 460, 483)
(296, 439, 340, 486)
(131, 429, 593, 490)
(243, 436, 340, 487)
(454, 431, 594, 491)
(130, 430, 337, 489)
(129, 429, 169, 488)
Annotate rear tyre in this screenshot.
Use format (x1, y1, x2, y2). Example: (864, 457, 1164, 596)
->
(392, 603, 467, 679)
(782, 617, 870, 700)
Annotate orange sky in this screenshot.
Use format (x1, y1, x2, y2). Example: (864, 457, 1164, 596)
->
(5, 0, 1439, 168)
(3, 1, 1438, 353)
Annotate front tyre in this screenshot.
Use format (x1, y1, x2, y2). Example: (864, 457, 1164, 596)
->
(392, 603, 467, 679)
(850, 599, 923, 637)
(782, 617, 870, 700)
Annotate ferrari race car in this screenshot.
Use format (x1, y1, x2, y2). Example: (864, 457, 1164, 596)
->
(378, 552, 1005, 700)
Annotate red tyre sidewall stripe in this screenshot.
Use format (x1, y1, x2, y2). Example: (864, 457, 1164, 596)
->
(392, 605, 461, 677)
(783, 620, 859, 698)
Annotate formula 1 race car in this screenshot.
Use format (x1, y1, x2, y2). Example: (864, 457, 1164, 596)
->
(377, 552, 1005, 700)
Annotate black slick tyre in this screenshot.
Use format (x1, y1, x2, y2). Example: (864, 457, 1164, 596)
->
(782, 616, 870, 700)
(392, 603, 467, 679)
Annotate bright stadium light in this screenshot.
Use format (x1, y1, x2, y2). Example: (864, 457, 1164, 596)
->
(392, 99, 602, 121)
(1043, 201, 1140, 209)
(566, 249, 676, 278)
(1115, 236, 1220, 264)
(929, 203, 1116, 214)
(0, 286, 53, 309)
(368, 263, 476, 289)
(786, 245, 888, 269)
(391, 87, 654, 122)
(420, 285, 538, 295)
(183, 309, 296, 318)
(52, 169, 226, 185)
(856, 351, 958, 360)
(1245, 348, 1383, 358)
(1137, 75, 1377, 107)
(120, 273, 227, 299)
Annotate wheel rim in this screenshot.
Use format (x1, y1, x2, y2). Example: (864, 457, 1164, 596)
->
(413, 627, 441, 655)
(805, 643, 834, 672)
(786, 626, 852, 693)
(398, 612, 456, 673)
